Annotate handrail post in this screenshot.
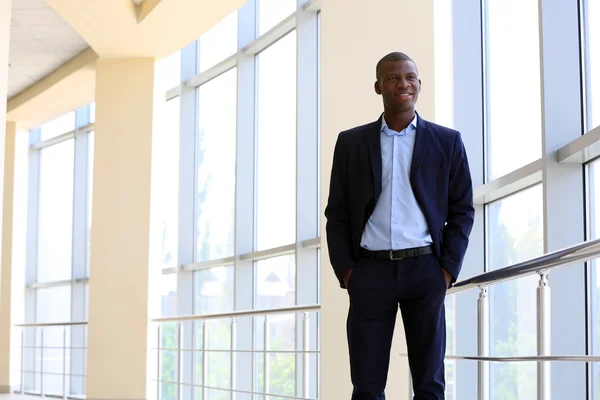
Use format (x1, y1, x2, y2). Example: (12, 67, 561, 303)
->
(477, 287, 489, 400)
(231, 318, 236, 400)
(302, 312, 309, 398)
(537, 273, 551, 400)
(264, 315, 269, 396)
(202, 322, 207, 400)
(40, 328, 44, 398)
(63, 326, 68, 400)
(20, 329, 25, 394)
(177, 323, 183, 400)
(156, 324, 161, 400)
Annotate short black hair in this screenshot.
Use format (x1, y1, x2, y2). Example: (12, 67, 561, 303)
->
(376, 52, 418, 80)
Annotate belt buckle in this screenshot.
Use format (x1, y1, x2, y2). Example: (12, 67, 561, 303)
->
(389, 250, 403, 261)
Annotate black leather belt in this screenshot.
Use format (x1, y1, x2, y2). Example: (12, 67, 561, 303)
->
(359, 245, 432, 261)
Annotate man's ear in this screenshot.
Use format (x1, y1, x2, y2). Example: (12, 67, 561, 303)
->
(374, 80, 382, 95)
(418, 79, 422, 92)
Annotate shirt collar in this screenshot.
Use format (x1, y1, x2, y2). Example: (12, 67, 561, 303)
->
(381, 113, 418, 136)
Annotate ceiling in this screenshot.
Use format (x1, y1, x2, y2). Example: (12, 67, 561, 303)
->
(8, 0, 88, 99)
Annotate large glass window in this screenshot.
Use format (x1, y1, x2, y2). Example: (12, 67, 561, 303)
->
(258, 0, 296, 35)
(154, 5, 319, 399)
(587, 160, 600, 396)
(154, 97, 180, 269)
(37, 140, 75, 283)
(40, 111, 75, 141)
(584, 0, 600, 130)
(256, 32, 297, 251)
(487, 185, 543, 399)
(198, 11, 238, 73)
(255, 255, 296, 309)
(24, 105, 95, 398)
(196, 68, 237, 261)
(484, 0, 542, 180)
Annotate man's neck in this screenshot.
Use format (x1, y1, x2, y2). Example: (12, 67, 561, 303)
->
(384, 110, 416, 132)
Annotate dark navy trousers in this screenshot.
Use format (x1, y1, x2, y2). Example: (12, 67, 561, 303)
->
(346, 253, 447, 400)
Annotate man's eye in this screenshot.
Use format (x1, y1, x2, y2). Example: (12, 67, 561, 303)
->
(388, 76, 397, 81)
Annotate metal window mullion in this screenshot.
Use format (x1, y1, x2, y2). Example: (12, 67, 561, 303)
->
(451, 0, 486, 399)
(234, 1, 258, 397)
(537, 0, 587, 397)
(25, 129, 41, 392)
(69, 105, 92, 397)
(177, 41, 199, 400)
(295, 2, 319, 398)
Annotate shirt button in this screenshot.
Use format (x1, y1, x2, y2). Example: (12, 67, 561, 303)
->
(393, 219, 398, 224)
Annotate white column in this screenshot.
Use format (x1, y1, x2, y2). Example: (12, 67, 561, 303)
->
(0, 0, 12, 391)
(86, 58, 156, 400)
(0, 122, 17, 393)
(320, 1, 436, 399)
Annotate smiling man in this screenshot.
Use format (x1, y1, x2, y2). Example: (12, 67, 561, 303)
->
(324, 52, 475, 399)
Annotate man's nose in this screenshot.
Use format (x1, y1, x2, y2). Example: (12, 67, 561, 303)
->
(396, 79, 409, 88)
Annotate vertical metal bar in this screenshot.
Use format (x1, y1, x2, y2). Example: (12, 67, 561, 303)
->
(177, 323, 183, 400)
(537, 273, 551, 400)
(302, 312, 309, 398)
(63, 326, 68, 400)
(231, 318, 237, 400)
(202, 321, 207, 399)
(191, 321, 196, 400)
(20, 329, 25, 394)
(40, 328, 44, 398)
(157, 324, 161, 400)
(264, 315, 269, 396)
(477, 287, 489, 400)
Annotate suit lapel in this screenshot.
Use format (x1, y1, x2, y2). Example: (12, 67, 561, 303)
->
(410, 114, 431, 182)
(367, 117, 383, 202)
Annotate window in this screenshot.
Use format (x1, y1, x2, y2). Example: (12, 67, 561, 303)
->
(587, 160, 600, 396)
(24, 105, 95, 398)
(255, 255, 296, 309)
(198, 11, 238, 73)
(583, 0, 600, 130)
(194, 266, 234, 314)
(154, 97, 180, 269)
(40, 111, 75, 141)
(196, 68, 236, 261)
(484, 0, 542, 180)
(37, 140, 75, 283)
(160, 50, 181, 91)
(487, 185, 543, 399)
(258, 0, 296, 35)
(153, 5, 320, 399)
(256, 32, 297, 250)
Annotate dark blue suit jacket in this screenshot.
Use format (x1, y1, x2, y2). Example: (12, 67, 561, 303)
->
(325, 113, 475, 288)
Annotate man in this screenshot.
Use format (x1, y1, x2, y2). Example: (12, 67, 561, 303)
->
(324, 52, 474, 400)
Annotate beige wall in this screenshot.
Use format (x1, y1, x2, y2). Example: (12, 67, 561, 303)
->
(320, 0, 436, 398)
(0, 0, 11, 391)
(86, 58, 156, 400)
(0, 122, 16, 393)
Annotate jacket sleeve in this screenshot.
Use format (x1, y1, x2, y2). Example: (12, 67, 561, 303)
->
(440, 131, 475, 284)
(324, 134, 356, 288)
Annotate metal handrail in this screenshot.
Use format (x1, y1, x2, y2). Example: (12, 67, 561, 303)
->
(448, 237, 600, 294)
(444, 355, 600, 362)
(14, 321, 88, 328)
(151, 304, 320, 323)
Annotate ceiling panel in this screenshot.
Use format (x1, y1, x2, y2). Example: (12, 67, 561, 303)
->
(8, 0, 88, 98)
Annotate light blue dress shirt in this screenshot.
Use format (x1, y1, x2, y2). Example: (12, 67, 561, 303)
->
(360, 115, 433, 251)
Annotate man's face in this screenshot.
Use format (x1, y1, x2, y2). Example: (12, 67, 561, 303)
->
(375, 60, 421, 113)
